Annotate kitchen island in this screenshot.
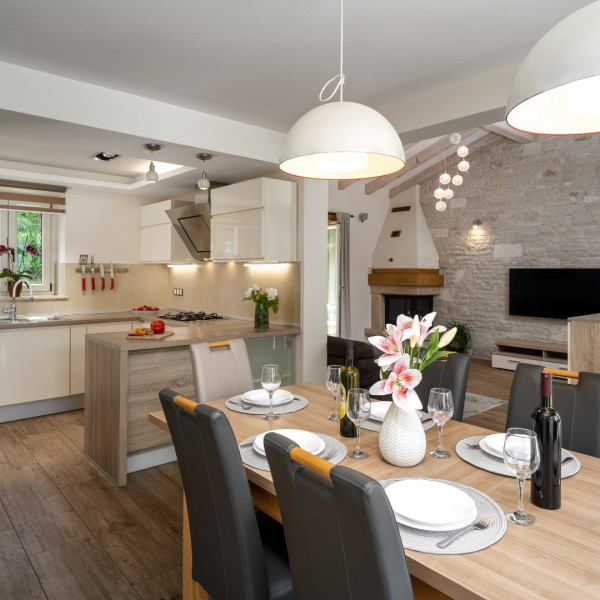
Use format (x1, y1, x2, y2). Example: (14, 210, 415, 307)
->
(85, 319, 300, 486)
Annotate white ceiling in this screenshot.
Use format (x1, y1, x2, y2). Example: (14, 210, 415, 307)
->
(0, 0, 593, 198)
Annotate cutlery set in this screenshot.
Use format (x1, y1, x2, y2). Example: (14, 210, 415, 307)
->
(80, 255, 115, 294)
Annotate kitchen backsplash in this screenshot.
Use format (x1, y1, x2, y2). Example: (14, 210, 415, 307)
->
(4, 262, 301, 325)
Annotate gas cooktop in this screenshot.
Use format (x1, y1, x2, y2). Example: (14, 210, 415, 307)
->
(161, 311, 224, 322)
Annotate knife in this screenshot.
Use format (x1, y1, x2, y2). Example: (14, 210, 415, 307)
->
(81, 263, 86, 294)
(90, 256, 95, 293)
(110, 261, 115, 292)
(100, 261, 105, 291)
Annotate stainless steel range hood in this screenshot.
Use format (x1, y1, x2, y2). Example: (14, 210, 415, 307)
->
(166, 189, 211, 261)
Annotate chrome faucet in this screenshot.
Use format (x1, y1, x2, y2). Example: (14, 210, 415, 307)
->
(4, 278, 33, 322)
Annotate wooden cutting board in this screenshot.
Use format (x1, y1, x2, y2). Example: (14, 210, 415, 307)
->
(126, 331, 175, 340)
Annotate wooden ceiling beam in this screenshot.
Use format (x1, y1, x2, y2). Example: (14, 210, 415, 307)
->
(483, 122, 537, 144)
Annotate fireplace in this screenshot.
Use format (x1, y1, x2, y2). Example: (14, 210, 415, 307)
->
(385, 294, 433, 324)
(366, 268, 443, 336)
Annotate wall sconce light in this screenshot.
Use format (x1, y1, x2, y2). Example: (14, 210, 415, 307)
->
(144, 143, 162, 183)
(472, 219, 482, 230)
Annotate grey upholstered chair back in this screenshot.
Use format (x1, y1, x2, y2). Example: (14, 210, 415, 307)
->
(159, 389, 292, 600)
(264, 432, 414, 600)
(189, 338, 254, 403)
(505, 363, 600, 458)
(415, 353, 472, 421)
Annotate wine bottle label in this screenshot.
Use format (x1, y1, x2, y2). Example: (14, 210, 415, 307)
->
(339, 387, 346, 418)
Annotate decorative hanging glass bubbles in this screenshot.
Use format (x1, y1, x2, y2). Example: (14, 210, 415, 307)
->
(444, 188, 454, 200)
(458, 159, 470, 172)
(457, 145, 469, 157)
(439, 172, 451, 185)
(449, 132, 461, 145)
(451, 174, 463, 186)
(434, 187, 446, 199)
(435, 200, 447, 212)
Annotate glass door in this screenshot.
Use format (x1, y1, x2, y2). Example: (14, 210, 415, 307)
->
(327, 223, 340, 336)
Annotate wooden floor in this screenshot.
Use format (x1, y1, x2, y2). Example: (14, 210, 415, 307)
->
(0, 358, 512, 599)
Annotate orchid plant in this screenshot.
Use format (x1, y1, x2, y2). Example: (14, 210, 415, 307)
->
(0, 243, 40, 283)
(243, 284, 279, 313)
(368, 312, 457, 411)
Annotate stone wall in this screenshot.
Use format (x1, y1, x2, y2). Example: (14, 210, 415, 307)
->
(420, 134, 600, 359)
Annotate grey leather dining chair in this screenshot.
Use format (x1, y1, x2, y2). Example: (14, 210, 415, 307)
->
(505, 363, 600, 458)
(264, 432, 414, 600)
(189, 338, 254, 402)
(159, 388, 293, 600)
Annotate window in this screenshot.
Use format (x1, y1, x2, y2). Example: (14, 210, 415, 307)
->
(1, 209, 54, 294)
(327, 223, 340, 336)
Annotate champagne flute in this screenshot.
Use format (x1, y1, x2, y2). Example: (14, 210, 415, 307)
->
(503, 428, 541, 526)
(347, 388, 371, 459)
(428, 388, 454, 458)
(261, 364, 281, 421)
(325, 365, 343, 421)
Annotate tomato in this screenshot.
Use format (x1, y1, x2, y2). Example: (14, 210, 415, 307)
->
(150, 320, 165, 334)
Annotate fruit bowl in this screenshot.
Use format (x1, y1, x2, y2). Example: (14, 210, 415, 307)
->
(131, 306, 160, 318)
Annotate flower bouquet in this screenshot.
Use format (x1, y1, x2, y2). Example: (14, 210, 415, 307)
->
(243, 284, 279, 328)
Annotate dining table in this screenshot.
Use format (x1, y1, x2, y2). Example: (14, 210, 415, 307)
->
(149, 382, 600, 600)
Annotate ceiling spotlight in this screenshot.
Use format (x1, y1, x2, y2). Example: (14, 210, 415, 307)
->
(458, 160, 470, 172)
(144, 143, 162, 184)
(434, 187, 446, 199)
(196, 153, 212, 190)
(435, 200, 447, 212)
(444, 188, 454, 200)
(449, 132, 461, 145)
(439, 172, 451, 185)
(452, 174, 463, 186)
(457, 145, 469, 158)
(92, 152, 120, 161)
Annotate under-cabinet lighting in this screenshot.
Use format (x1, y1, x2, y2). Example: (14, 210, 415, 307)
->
(243, 262, 289, 269)
(167, 264, 199, 269)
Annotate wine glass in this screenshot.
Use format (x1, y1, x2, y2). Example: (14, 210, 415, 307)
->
(503, 428, 541, 526)
(325, 365, 343, 421)
(261, 364, 281, 421)
(347, 388, 371, 459)
(428, 388, 454, 459)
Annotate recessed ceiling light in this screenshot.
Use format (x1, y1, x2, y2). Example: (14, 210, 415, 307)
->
(92, 152, 120, 161)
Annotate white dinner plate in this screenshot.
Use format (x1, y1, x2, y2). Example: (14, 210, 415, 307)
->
(479, 433, 506, 459)
(242, 389, 294, 406)
(370, 402, 392, 421)
(385, 479, 478, 529)
(253, 429, 325, 457)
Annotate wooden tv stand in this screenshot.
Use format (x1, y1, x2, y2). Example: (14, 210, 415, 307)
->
(492, 338, 568, 371)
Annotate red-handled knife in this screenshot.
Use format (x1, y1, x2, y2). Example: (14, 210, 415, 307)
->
(100, 261, 105, 291)
(90, 258, 96, 293)
(81, 264, 86, 294)
(110, 261, 115, 291)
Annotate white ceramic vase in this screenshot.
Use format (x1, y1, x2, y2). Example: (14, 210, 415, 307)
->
(378, 401, 426, 467)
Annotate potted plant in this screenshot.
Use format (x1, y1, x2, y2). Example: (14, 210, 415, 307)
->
(0, 243, 40, 296)
(445, 321, 472, 354)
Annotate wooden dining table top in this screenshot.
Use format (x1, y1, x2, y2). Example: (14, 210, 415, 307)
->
(149, 382, 600, 600)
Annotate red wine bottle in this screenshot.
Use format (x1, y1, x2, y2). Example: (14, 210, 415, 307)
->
(531, 371, 561, 509)
(340, 342, 359, 438)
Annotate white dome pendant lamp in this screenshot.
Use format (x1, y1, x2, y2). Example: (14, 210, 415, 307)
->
(279, 0, 405, 180)
(507, 1, 600, 135)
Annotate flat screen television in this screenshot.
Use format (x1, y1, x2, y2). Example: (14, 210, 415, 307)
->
(509, 268, 600, 319)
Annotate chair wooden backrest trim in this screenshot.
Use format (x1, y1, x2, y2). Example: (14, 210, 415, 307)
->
(289, 446, 334, 479)
(174, 394, 197, 413)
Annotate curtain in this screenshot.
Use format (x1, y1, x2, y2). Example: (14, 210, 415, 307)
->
(337, 212, 351, 338)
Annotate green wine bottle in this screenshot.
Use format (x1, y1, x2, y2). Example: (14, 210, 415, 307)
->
(340, 342, 359, 438)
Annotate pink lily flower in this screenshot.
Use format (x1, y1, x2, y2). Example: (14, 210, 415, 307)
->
(369, 354, 423, 411)
(368, 323, 412, 369)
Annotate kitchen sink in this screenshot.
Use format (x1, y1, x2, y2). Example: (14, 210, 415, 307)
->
(0, 315, 66, 323)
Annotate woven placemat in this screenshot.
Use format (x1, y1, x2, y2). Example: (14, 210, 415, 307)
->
(380, 478, 506, 554)
(225, 394, 308, 415)
(363, 410, 436, 433)
(239, 432, 347, 471)
(456, 436, 581, 479)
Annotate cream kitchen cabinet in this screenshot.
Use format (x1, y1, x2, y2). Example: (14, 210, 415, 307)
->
(211, 177, 296, 261)
(70, 321, 134, 394)
(139, 199, 193, 263)
(0, 326, 71, 406)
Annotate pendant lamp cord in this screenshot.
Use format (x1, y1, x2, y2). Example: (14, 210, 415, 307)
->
(319, 0, 345, 102)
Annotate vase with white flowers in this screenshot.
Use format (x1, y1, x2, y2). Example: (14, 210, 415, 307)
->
(243, 284, 279, 329)
(368, 312, 456, 466)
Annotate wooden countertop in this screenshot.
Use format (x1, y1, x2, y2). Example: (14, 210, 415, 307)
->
(86, 318, 300, 351)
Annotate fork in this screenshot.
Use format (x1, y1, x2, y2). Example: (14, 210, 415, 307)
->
(319, 448, 337, 461)
(231, 399, 253, 410)
(465, 439, 483, 449)
(437, 515, 493, 549)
